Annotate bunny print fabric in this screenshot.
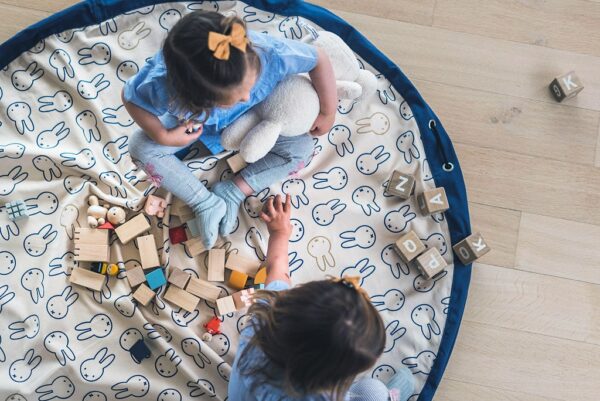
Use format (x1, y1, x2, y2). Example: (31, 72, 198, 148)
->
(0, 1, 470, 400)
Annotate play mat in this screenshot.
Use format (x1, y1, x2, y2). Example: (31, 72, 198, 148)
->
(0, 1, 472, 400)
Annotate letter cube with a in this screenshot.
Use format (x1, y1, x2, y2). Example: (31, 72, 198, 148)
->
(416, 188, 449, 215)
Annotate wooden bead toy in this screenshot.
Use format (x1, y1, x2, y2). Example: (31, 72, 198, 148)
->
(86, 195, 109, 228)
(126, 266, 146, 288)
(115, 214, 150, 244)
(4, 200, 28, 221)
(107, 206, 126, 225)
(416, 187, 449, 215)
(164, 285, 200, 312)
(394, 231, 426, 263)
(167, 267, 191, 288)
(133, 283, 155, 306)
(415, 248, 447, 280)
(549, 71, 583, 102)
(226, 253, 261, 277)
(69, 268, 105, 291)
(136, 234, 160, 269)
(386, 170, 415, 199)
(453, 232, 491, 264)
(226, 153, 248, 173)
(186, 277, 221, 302)
(228, 270, 248, 291)
(208, 249, 226, 281)
(144, 194, 167, 218)
(216, 296, 237, 316)
(145, 268, 167, 290)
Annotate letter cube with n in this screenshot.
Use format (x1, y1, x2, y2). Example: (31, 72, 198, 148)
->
(387, 170, 415, 199)
(453, 232, 490, 264)
(549, 71, 583, 102)
(417, 187, 449, 215)
(394, 231, 426, 263)
(416, 248, 447, 280)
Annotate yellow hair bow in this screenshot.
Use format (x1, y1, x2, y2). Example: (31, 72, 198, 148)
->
(208, 23, 248, 61)
(330, 275, 371, 301)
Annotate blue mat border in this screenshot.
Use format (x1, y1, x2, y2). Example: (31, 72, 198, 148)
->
(0, 1, 472, 399)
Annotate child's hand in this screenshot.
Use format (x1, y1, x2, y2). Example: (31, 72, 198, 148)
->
(165, 124, 203, 146)
(260, 194, 292, 238)
(310, 110, 335, 136)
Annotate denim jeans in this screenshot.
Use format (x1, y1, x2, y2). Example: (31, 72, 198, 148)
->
(128, 129, 315, 208)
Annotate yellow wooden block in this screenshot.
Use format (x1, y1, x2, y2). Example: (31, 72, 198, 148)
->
(228, 270, 248, 291)
(253, 267, 267, 285)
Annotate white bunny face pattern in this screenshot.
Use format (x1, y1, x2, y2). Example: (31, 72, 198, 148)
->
(0, 3, 460, 401)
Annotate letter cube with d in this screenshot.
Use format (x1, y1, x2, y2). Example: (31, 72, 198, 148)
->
(549, 71, 583, 102)
(453, 232, 490, 264)
(416, 248, 447, 280)
(394, 231, 426, 263)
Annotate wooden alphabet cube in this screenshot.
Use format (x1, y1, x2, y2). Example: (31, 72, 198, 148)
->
(386, 170, 415, 199)
(126, 266, 146, 288)
(417, 188, 449, 215)
(225, 253, 261, 277)
(5, 200, 28, 221)
(394, 231, 426, 263)
(232, 288, 255, 310)
(168, 267, 191, 288)
(133, 283, 155, 306)
(453, 232, 490, 264)
(144, 195, 167, 218)
(186, 277, 221, 302)
(136, 234, 160, 269)
(415, 248, 448, 280)
(216, 296, 237, 316)
(69, 268, 105, 291)
(226, 153, 248, 173)
(550, 71, 583, 102)
(208, 249, 226, 282)
(227, 270, 248, 291)
(115, 214, 150, 244)
(164, 285, 200, 312)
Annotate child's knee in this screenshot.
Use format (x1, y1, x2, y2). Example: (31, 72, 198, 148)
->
(294, 134, 315, 164)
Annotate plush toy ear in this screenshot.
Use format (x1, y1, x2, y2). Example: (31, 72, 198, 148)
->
(337, 81, 363, 100)
(239, 120, 282, 163)
(355, 69, 378, 101)
(221, 111, 260, 151)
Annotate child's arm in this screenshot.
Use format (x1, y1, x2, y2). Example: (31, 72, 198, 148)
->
(308, 48, 337, 136)
(260, 194, 292, 286)
(121, 88, 202, 147)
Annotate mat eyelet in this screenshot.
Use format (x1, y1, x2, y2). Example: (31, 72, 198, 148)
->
(442, 162, 454, 172)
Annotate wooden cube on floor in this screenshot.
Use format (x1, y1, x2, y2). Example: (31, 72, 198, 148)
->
(453, 232, 491, 264)
(184, 237, 207, 257)
(164, 285, 200, 312)
(415, 248, 447, 280)
(232, 288, 255, 310)
(133, 283, 155, 306)
(216, 296, 237, 316)
(69, 268, 105, 291)
(394, 231, 426, 263)
(387, 170, 415, 199)
(168, 267, 191, 288)
(115, 214, 150, 244)
(549, 71, 583, 102)
(186, 277, 221, 302)
(416, 188, 449, 215)
(208, 249, 226, 281)
(126, 266, 146, 288)
(136, 234, 160, 269)
(225, 253, 261, 277)
(226, 153, 248, 173)
(228, 270, 248, 291)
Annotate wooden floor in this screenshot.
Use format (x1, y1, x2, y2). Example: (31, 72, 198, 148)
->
(2, 1, 599, 400)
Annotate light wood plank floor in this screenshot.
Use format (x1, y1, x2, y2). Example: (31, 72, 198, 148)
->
(2, 1, 599, 400)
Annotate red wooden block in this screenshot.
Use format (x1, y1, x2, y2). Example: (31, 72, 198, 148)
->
(97, 222, 115, 230)
(169, 225, 188, 245)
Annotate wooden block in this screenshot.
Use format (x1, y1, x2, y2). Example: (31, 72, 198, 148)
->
(232, 288, 255, 310)
(550, 71, 583, 102)
(394, 231, 426, 263)
(208, 249, 226, 281)
(145, 268, 167, 290)
(169, 226, 188, 245)
(144, 194, 167, 218)
(415, 248, 448, 280)
(74, 244, 110, 262)
(216, 296, 237, 316)
(126, 266, 146, 288)
(184, 237, 207, 257)
(186, 277, 221, 302)
(416, 187, 449, 215)
(168, 267, 191, 288)
(225, 253, 260, 277)
(164, 285, 200, 312)
(115, 214, 150, 244)
(74, 227, 109, 245)
(69, 268, 104, 291)
(253, 267, 267, 285)
(386, 170, 415, 199)
(136, 234, 160, 269)
(453, 232, 491, 265)
(226, 153, 248, 173)
(132, 283, 155, 306)
(171, 197, 194, 219)
(227, 270, 248, 291)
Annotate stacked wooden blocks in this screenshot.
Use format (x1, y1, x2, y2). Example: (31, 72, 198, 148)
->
(74, 228, 110, 262)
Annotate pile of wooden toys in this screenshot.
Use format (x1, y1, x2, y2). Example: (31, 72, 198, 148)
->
(386, 170, 491, 279)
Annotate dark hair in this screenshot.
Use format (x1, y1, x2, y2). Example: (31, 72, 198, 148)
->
(162, 11, 260, 121)
(238, 279, 386, 401)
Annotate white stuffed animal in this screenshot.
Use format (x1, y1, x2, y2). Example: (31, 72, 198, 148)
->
(221, 31, 377, 163)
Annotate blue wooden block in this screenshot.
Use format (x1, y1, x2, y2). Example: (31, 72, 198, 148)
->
(145, 268, 166, 290)
(129, 339, 151, 364)
(5, 200, 28, 221)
